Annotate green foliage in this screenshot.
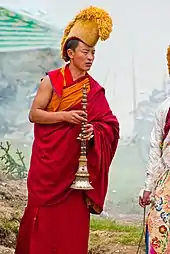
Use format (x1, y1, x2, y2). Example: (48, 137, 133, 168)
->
(0, 217, 19, 248)
(0, 218, 19, 235)
(0, 141, 27, 179)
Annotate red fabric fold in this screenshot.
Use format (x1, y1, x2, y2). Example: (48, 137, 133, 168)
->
(15, 191, 89, 254)
(85, 76, 119, 212)
(47, 68, 63, 97)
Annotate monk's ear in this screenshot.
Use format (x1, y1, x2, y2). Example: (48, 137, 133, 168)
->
(67, 49, 74, 60)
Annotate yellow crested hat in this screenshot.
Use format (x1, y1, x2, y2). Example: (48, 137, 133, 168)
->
(61, 6, 113, 62)
(167, 45, 170, 75)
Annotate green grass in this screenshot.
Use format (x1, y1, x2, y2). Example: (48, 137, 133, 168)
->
(91, 217, 141, 232)
(90, 217, 143, 246)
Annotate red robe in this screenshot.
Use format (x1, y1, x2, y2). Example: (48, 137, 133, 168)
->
(15, 66, 119, 254)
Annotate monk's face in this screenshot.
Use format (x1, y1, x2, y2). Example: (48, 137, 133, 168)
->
(70, 41, 95, 72)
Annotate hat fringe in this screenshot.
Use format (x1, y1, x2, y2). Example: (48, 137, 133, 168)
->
(167, 45, 170, 75)
(61, 6, 112, 52)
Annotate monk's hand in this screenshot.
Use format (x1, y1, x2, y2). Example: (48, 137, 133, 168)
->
(139, 190, 151, 208)
(64, 110, 87, 124)
(83, 123, 94, 140)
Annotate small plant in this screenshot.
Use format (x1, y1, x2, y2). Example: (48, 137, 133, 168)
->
(0, 141, 27, 179)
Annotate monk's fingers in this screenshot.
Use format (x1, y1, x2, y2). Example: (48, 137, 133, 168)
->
(83, 132, 94, 140)
(71, 116, 81, 124)
(74, 110, 87, 117)
(88, 134, 94, 140)
(85, 123, 93, 128)
(86, 127, 93, 134)
(85, 124, 93, 131)
(73, 113, 87, 122)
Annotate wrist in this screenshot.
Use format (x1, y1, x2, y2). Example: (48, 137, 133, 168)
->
(61, 111, 67, 121)
(55, 111, 67, 122)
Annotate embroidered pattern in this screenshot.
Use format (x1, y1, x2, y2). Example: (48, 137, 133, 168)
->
(146, 170, 170, 253)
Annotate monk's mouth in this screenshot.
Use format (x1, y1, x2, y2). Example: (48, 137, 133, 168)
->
(85, 63, 92, 67)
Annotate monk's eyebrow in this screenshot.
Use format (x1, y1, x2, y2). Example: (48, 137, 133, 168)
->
(81, 49, 89, 52)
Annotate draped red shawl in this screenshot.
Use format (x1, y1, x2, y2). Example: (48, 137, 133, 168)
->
(27, 67, 119, 214)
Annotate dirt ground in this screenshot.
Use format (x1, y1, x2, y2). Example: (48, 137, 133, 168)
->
(0, 246, 14, 254)
(89, 230, 144, 254)
(89, 244, 143, 254)
(0, 175, 144, 254)
(0, 244, 143, 254)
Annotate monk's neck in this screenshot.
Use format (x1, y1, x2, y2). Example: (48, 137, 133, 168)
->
(68, 64, 86, 81)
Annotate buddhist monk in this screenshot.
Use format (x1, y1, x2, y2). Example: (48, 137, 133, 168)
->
(15, 6, 119, 254)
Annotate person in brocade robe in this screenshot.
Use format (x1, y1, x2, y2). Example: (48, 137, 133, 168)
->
(139, 46, 170, 253)
(15, 6, 119, 254)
